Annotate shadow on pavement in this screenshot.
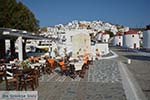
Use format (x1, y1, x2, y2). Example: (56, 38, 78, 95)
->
(124, 55, 150, 61)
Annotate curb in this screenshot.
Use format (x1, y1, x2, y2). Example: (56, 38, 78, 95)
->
(101, 50, 118, 59)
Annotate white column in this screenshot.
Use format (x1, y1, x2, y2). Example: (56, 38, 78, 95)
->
(49, 44, 52, 57)
(18, 36, 23, 61)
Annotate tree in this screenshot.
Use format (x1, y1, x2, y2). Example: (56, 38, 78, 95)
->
(0, 0, 39, 33)
(0, 0, 17, 28)
(12, 2, 39, 32)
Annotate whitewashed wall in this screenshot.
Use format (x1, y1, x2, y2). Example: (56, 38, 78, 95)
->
(143, 30, 150, 49)
(72, 33, 91, 57)
(113, 36, 123, 46)
(91, 43, 109, 56)
(96, 33, 102, 41)
(123, 34, 140, 49)
(102, 34, 110, 43)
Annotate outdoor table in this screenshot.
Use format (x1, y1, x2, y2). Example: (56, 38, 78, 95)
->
(69, 57, 74, 61)
(9, 61, 15, 64)
(70, 61, 84, 71)
(55, 56, 61, 60)
(74, 61, 84, 71)
(29, 63, 41, 69)
(38, 60, 46, 64)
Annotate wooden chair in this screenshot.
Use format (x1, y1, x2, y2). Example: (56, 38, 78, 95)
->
(0, 64, 5, 82)
(0, 64, 19, 90)
(78, 64, 87, 78)
(45, 65, 53, 74)
(0, 59, 6, 64)
(18, 68, 34, 91)
(45, 58, 56, 74)
(28, 68, 39, 88)
(58, 60, 69, 76)
(68, 64, 76, 79)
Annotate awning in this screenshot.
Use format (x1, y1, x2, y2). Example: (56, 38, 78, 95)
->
(0, 28, 57, 40)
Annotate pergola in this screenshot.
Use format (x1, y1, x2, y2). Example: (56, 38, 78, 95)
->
(0, 28, 56, 61)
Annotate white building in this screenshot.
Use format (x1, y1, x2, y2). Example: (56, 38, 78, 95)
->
(101, 32, 110, 43)
(59, 29, 92, 57)
(95, 32, 103, 42)
(72, 33, 91, 57)
(123, 30, 140, 49)
(113, 32, 123, 46)
(91, 43, 109, 56)
(110, 25, 118, 35)
(143, 25, 150, 49)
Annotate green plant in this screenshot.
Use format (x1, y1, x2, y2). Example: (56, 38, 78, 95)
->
(16, 60, 30, 69)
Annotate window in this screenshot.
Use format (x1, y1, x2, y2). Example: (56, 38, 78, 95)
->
(104, 39, 106, 42)
(132, 35, 134, 37)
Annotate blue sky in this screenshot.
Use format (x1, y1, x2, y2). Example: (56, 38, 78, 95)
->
(20, 0, 150, 28)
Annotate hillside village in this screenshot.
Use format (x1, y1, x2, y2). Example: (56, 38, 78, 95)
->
(31, 21, 128, 57)
(39, 20, 129, 38)
(25, 20, 149, 59)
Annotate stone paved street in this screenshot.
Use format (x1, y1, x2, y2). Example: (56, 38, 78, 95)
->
(88, 60, 121, 83)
